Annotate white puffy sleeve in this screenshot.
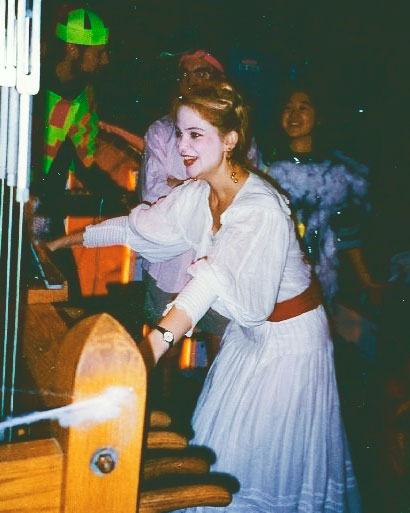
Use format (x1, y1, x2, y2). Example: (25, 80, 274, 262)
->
(83, 186, 192, 263)
(170, 204, 292, 328)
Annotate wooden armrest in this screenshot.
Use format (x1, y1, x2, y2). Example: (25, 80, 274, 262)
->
(146, 431, 188, 450)
(143, 455, 210, 481)
(139, 471, 239, 512)
(143, 446, 216, 480)
(139, 484, 232, 513)
(149, 410, 172, 428)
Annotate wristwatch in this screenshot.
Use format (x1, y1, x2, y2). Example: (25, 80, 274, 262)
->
(154, 325, 175, 348)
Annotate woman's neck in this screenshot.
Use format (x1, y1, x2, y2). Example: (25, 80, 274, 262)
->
(207, 163, 249, 234)
(207, 163, 248, 204)
(289, 135, 313, 154)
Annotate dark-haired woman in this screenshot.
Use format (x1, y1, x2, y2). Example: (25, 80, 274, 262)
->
(48, 82, 361, 512)
(262, 87, 381, 307)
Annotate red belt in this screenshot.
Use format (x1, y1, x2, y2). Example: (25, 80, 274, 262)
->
(268, 280, 322, 322)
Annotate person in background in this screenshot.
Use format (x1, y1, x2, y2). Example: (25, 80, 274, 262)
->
(261, 87, 387, 501)
(138, 50, 233, 374)
(31, 6, 133, 242)
(47, 81, 362, 513)
(29, 6, 136, 301)
(261, 83, 383, 310)
(140, 49, 227, 325)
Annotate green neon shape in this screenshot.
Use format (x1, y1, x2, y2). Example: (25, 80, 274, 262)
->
(56, 9, 109, 46)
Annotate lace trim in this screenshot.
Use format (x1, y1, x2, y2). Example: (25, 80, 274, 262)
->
(229, 479, 359, 513)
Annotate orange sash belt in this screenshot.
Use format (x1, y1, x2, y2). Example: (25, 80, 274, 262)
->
(268, 280, 322, 322)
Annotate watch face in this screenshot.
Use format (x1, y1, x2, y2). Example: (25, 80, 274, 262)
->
(163, 331, 174, 343)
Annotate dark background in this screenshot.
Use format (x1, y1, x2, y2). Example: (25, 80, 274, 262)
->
(42, 0, 409, 272)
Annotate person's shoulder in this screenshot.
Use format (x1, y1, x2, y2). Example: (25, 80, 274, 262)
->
(146, 114, 174, 133)
(153, 179, 208, 220)
(180, 178, 208, 194)
(43, 88, 63, 104)
(163, 178, 207, 200)
(266, 158, 294, 175)
(145, 114, 175, 144)
(223, 175, 291, 231)
(76, 85, 96, 109)
(235, 172, 290, 212)
(332, 149, 369, 177)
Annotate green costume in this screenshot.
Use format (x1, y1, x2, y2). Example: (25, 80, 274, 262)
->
(42, 8, 109, 175)
(42, 84, 99, 175)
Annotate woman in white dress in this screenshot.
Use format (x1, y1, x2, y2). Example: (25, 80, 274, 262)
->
(49, 82, 362, 512)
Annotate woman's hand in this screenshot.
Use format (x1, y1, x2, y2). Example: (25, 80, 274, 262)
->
(45, 230, 85, 252)
(138, 306, 193, 371)
(44, 239, 62, 252)
(363, 281, 390, 306)
(345, 247, 389, 305)
(139, 330, 170, 372)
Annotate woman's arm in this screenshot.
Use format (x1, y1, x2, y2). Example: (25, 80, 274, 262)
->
(345, 247, 387, 304)
(46, 230, 85, 251)
(141, 306, 193, 369)
(46, 186, 192, 266)
(46, 229, 192, 370)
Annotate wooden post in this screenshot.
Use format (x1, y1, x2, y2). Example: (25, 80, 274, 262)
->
(1, 312, 147, 513)
(52, 314, 146, 513)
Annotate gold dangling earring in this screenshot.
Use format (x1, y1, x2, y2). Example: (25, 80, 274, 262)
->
(227, 150, 239, 184)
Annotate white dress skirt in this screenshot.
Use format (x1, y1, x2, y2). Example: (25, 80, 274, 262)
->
(177, 306, 361, 513)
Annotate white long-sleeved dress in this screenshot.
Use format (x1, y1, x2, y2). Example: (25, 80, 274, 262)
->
(84, 173, 361, 513)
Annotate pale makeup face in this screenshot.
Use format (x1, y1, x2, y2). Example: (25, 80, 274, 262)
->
(281, 92, 316, 139)
(175, 106, 226, 179)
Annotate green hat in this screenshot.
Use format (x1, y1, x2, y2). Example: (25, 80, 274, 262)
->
(56, 9, 109, 46)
